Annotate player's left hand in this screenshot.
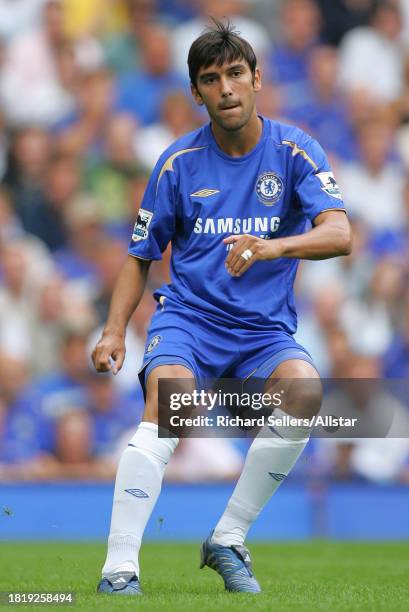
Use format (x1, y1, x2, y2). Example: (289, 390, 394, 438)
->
(223, 234, 283, 277)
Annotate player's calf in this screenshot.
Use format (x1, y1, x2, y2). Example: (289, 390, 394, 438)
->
(211, 360, 320, 555)
(99, 364, 194, 593)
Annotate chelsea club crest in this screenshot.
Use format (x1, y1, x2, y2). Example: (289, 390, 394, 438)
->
(255, 172, 284, 206)
(146, 335, 162, 354)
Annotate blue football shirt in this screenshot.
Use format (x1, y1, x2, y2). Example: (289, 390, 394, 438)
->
(129, 117, 346, 333)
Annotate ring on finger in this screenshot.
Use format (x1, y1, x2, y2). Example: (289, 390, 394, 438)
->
(240, 248, 253, 261)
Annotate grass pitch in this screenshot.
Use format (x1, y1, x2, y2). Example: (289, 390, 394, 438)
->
(0, 541, 409, 611)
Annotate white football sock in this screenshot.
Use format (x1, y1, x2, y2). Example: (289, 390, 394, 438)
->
(212, 409, 311, 547)
(102, 422, 178, 578)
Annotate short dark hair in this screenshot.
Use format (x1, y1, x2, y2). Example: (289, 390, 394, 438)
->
(188, 19, 257, 88)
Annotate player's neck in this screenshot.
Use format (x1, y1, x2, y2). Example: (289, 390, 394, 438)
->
(211, 112, 263, 158)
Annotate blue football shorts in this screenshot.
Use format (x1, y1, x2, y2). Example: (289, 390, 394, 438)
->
(138, 297, 316, 396)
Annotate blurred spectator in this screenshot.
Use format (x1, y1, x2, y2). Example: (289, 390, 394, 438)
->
(5, 151, 81, 252)
(339, 256, 402, 356)
(286, 45, 357, 160)
(54, 409, 94, 475)
(397, 58, 409, 167)
(3, 127, 51, 233)
(0, 187, 25, 242)
(2, 131, 81, 252)
(338, 117, 405, 230)
(316, 0, 377, 46)
(383, 293, 409, 378)
(134, 91, 200, 169)
(0, 0, 93, 126)
(115, 24, 186, 125)
(165, 437, 244, 482)
(0, 352, 57, 480)
(30, 273, 95, 376)
(315, 355, 409, 483)
(85, 113, 148, 224)
(53, 40, 81, 105)
(296, 285, 347, 376)
(296, 217, 377, 375)
(32, 326, 93, 453)
(50, 369, 142, 480)
(54, 68, 115, 161)
(325, 327, 354, 378)
(267, 0, 321, 114)
(297, 217, 373, 301)
(53, 193, 106, 291)
(86, 373, 143, 457)
(0, 240, 53, 362)
(93, 239, 127, 324)
(247, 0, 282, 40)
(159, 0, 200, 23)
(254, 81, 284, 122)
(102, 0, 160, 74)
(338, 0, 405, 104)
(0, 242, 33, 361)
(32, 153, 82, 251)
(53, 407, 123, 479)
(370, 255, 406, 323)
(0, 0, 47, 43)
(171, 0, 270, 78)
(61, 0, 129, 40)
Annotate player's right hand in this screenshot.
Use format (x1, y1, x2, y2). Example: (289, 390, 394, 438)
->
(91, 333, 126, 375)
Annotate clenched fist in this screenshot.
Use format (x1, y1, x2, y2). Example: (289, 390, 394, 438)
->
(92, 332, 126, 375)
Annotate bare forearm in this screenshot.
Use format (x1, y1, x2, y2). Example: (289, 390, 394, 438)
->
(276, 220, 352, 260)
(104, 255, 150, 335)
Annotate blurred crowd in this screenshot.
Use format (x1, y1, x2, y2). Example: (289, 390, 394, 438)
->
(1, 0, 409, 484)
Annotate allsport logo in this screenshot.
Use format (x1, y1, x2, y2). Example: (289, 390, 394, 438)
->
(125, 488, 149, 498)
(268, 472, 286, 482)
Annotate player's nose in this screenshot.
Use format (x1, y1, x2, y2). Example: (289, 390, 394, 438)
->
(219, 75, 233, 97)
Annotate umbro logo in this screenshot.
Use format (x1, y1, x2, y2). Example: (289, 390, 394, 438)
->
(125, 488, 149, 498)
(268, 472, 286, 482)
(190, 189, 220, 197)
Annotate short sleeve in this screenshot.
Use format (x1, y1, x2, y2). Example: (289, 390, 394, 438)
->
(292, 135, 346, 222)
(128, 154, 177, 261)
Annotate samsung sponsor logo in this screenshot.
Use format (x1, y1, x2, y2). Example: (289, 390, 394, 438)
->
(193, 217, 281, 235)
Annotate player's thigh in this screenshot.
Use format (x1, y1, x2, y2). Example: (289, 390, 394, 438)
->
(144, 364, 195, 423)
(266, 359, 322, 419)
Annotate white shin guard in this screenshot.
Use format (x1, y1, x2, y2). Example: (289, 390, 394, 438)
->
(102, 422, 178, 578)
(212, 411, 311, 547)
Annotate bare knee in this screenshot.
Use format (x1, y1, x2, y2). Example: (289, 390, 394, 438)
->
(266, 359, 322, 419)
(144, 365, 195, 424)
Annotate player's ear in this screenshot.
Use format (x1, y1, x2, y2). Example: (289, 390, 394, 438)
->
(191, 83, 204, 106)
(253, 68, 262, 93)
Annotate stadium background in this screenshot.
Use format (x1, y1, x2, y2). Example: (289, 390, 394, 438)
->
(1, 0, 409, 543)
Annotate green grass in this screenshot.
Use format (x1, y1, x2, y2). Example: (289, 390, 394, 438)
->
(1, 542, 409, 611)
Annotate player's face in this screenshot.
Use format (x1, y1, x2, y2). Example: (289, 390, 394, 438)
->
(191, 61, 261, 132)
